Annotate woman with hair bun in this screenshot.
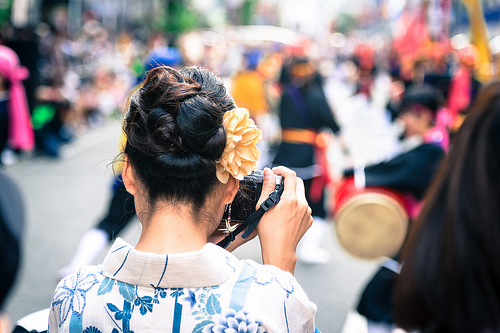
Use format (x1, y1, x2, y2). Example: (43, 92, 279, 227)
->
(49, 66, 318, 332)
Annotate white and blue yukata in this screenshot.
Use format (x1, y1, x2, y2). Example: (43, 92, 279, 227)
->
(49, 238, 318, 333)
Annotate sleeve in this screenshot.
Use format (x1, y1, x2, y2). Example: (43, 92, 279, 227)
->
(272, 268, 318, 333)
(284, 289, 318, 333)
(363, 144, 444, 200)
(48, 277, 70, 332)
(13, 308, 50, 333)
(48, 300, 60, 332)
(311, 89, 341, 134)
(278, 91, 297, 129)
(245, 264, 318, 333)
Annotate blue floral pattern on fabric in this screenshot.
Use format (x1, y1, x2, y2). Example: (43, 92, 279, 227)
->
(106, 300, 134, 333)
(98, 280, 227, 332)
(225, 255, 239, 272)
(183, 289, 199, 309)
(93, 265, 288, 332)
(243, 261, 295, 297)
(198, 308, 266, 333)
(52, 270, 99, 327)
(49, 240, 316, 332)
(188, 287, 222, 320)
(152, 285, 171, 303)
(134, 295, 154, 315)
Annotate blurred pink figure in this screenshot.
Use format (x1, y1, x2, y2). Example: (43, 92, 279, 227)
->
(424, 106, 452, 153)
(0, 45, 34, 153)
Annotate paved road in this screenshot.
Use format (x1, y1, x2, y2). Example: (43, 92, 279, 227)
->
(3, 117, 382, 332)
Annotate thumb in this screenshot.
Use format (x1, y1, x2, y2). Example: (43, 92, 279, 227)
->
(256, 168, 275, 207)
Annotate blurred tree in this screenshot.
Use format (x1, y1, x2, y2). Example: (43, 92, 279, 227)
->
(334, 12, 356, 34)
(152, 0, 198, 39)
(0, 0, 11, 27)
(239, 0, 257, 25)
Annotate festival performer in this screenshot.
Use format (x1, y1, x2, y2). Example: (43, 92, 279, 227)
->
(447, 44, 482, 132)
(0, 45, 34, 165)
(50, 66, 317, 332)
(395, 79, 500, 333)
(273, 56, 344, 264)
(350, 85, 446, 333)
(230, 49, 269, 120)
(230, 49, 280, 169)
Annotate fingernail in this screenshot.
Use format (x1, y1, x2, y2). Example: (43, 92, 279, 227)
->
(263, 167, 272, 179)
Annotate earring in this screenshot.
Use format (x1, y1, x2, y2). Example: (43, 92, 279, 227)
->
(225, 203, 236, 232)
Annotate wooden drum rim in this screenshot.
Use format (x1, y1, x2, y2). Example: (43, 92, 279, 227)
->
(334, 186, 409, 260)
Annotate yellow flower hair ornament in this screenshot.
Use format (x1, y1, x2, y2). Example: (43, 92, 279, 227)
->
(216, 107, 262, 184)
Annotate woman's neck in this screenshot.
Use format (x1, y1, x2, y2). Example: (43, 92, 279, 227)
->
(134, 204, 210, 255)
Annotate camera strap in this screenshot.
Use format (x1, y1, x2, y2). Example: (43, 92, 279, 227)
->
(217, 186, 284, 249)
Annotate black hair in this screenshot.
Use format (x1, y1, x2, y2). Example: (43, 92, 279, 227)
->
(123, 66, 235, 209)
(394, 80, 500, 333)
(399, 85, 444, 120)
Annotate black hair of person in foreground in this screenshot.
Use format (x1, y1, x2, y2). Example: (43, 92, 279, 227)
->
(394, 80, 500, 333)
(0, 170, 25, 332)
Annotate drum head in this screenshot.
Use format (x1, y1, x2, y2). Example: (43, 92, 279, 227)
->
(335, 192, 409, 260)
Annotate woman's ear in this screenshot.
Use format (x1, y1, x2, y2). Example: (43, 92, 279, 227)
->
(121, 155, 137, 196)
(224, 177, 239, 204)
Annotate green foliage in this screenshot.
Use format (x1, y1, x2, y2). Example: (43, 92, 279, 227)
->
(0, 0, 11, 26)
(335, 13, 356, 34)
(152, 0, 198, 36)
(239, 0, 257, 25)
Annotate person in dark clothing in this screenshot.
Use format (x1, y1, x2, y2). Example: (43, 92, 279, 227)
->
(349, 85, 446, 333)
(0, 170, 25, 331)
(32, 96, 73, 158)
(394, 80, 500, 333)
(273, 57, 343, 264)
(0, 88, 8, 162)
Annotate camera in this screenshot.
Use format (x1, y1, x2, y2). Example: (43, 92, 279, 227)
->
(222, 170, 284, 223)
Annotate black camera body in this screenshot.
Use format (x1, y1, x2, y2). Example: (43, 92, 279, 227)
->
(222, 170, 284, 223)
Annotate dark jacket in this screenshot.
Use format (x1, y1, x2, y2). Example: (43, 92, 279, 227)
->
(273, 82, 340, 177)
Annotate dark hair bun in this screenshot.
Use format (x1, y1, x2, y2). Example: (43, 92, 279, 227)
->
(123, 66, 234, 205)
(149, 151, 215, 179)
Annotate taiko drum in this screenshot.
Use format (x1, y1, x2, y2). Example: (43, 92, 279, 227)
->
(332, 177, 409, 260)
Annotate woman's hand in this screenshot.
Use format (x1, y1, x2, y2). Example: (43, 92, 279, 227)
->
(256, 167, 313, 274)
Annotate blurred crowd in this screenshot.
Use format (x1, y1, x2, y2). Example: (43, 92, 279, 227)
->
(0, 5, 487, 166)
(1, 2, 499, 333)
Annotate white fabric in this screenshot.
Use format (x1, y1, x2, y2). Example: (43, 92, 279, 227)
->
(354, 166, 366, 189)
(297, 217, 330, 265)
(15, 308, 50, 331)
(49, 238, 317, 333)
(367, 320, 400, 333)
(381, 258, 402, 274)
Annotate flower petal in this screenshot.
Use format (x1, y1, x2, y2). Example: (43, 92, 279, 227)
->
(217, 170, 229, 184)
(216, 108, 262, 183)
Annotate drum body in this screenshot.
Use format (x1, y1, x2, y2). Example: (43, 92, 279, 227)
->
(333, 178, 409, 260)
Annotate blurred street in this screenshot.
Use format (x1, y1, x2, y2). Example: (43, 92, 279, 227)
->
(2, 118, 380, 332)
